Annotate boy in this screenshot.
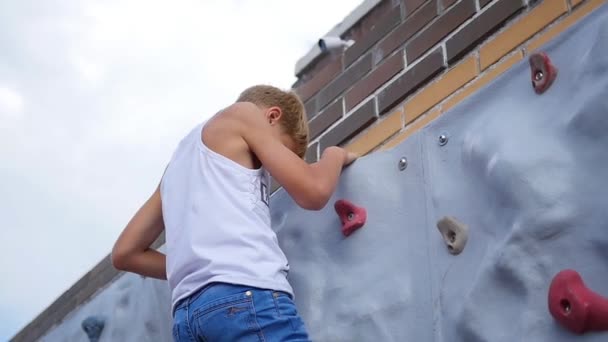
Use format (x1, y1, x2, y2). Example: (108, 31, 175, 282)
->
(111, 85, 357, 341)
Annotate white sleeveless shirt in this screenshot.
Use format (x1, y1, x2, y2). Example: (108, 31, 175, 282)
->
(160, 121, 293, 313)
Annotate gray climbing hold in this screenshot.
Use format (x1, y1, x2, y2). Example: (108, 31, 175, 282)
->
(437, 216, 468, 255)
(81, 316, 105, 342)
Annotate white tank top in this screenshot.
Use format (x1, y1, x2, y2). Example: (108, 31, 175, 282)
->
(160, 121, 293, 313)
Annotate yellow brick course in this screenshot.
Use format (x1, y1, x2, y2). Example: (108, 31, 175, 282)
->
(345, 108, 403, 156)
(442, 50, 524, 112)
(380, 108, 442, 151)
(404, 56, 478, 125)
(319, 0, 602, 155)
(480, 0, 568, 69)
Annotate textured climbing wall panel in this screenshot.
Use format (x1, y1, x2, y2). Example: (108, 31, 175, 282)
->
(33, 4, 608, 342)
(40, 264, 173, 341)
(275, 134, 434, 341)
(272, 4, 608, 342)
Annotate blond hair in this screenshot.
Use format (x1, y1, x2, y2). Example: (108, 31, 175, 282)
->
(237, 85, 309, 158)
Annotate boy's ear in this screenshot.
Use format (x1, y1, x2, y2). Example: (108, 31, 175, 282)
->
(267, 106, 283, 125)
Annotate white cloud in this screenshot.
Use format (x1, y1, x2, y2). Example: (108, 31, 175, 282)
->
(0, 86, 24, 117)
(71, 55, 105, 84)
(0, 0, 364, 339)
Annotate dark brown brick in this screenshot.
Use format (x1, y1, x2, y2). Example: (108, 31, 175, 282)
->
(52, 270, 91, 307)
(344, 7, 401, 68)
(295, 58, 342, 102)
(345, 51, 404, 112)
(446, 0, 525, 63)
(343, 0, 396, 42)
(315, 54, 373, 111)
(305, 142, 319, 163)
(51, 296, 79, 325)
(13, 295, 75, 341)
(440, 0, 458, 12)
(304, 99, 317, 119)
(402, 0, 427, 18)
(75, 272, 111, 306)
(91, 253, 113, 275)
(309, 99, 344, 139)
(377, 47, 445, 114)
(405, 0, 476, 63)
(375, 1, 437, 63)
(11, 316, 44, 342)
(319, 99, 377, 151)
(479, 0, 492, 8)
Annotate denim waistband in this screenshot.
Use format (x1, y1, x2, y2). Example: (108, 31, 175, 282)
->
(172, 282, 250, 316)
(172, 283, 214, 317)
(172, 282, 291, 317)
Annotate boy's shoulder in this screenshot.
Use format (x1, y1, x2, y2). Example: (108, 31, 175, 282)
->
(218, 101, 261, 120)
(201, 102, 268, 170)
(205, 102, 261, 137)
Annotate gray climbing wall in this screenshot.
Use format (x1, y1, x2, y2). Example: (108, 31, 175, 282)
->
(272, 4, 608, 342)
(40, 248, 174, 342)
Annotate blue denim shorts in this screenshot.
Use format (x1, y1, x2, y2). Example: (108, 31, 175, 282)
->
(172, 282, 311, 341)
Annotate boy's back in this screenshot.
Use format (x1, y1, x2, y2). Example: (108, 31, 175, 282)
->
(161, 108, 293, 315)
(111, 85, 357, 341)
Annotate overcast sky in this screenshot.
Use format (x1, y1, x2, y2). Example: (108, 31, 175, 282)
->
(0, 0, 362, 339)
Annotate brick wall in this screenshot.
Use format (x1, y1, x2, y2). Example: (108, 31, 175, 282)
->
(273, 0, 606, 193)
(12, 0, 606, 340)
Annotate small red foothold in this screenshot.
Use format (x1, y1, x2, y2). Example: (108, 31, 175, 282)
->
(529, 52, 558, 94)
(334, 199, 367, 237)
(548, 269, 608, 334)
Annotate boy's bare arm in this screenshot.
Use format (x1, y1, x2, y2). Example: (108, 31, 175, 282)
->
(111, 185, 167, 280)
(236, 103, 353, 210)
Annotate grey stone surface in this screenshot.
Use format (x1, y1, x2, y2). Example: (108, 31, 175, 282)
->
(274, 133, 433, 342)
(40, 270, 173, 342)
(32, 246, 171, 342)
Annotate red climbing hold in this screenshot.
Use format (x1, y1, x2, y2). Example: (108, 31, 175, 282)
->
(529, 52, 557, 94)
(334, 199, 366, 237)
(548, 269, 608, 334)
